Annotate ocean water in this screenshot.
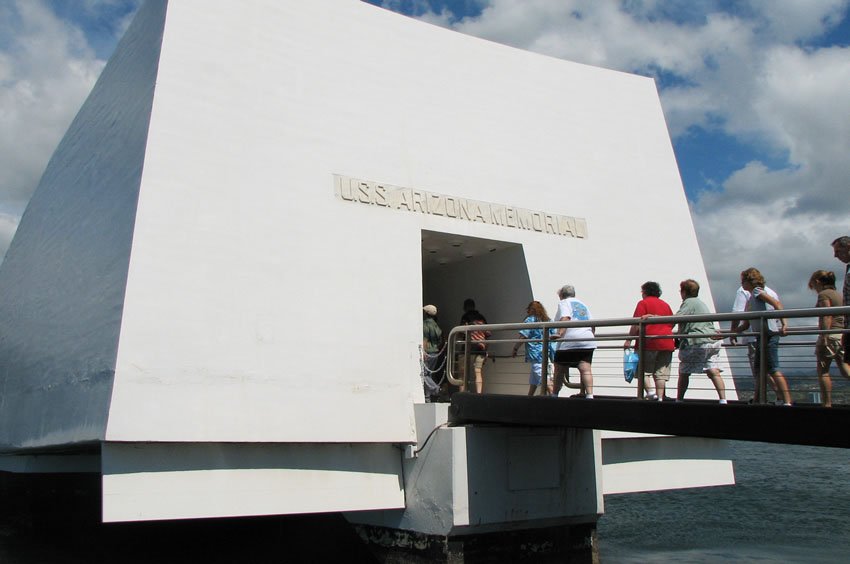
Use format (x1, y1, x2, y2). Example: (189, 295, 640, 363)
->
(598, 441, 850, 563)
(2, 441, 849, 562)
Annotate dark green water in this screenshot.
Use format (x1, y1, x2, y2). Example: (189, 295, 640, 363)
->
(2, 441, 848, 562)
(599, 441, 850, 562)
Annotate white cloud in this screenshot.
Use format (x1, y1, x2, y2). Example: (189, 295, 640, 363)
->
(751, 0, 848, 42)
(0, 212, 19, 258)
(0, 0, 106, 258)
(693, 40, 850, 308)
(693, 159, 848, 309)
(407, 0, 850, 310)
(1, 0, 848, 310)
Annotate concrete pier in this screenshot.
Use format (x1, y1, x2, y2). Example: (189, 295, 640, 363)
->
(354, 521, 598, 563)
(347, 404, 602, 563)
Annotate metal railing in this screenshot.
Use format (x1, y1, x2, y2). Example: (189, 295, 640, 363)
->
(445, 305, 850, 404)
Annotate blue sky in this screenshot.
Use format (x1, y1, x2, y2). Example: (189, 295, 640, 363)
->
(42, 0, 140, 58)
(1, 0, 849, 309)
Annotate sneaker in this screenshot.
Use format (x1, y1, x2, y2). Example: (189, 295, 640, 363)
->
(645, 394, 658, 401)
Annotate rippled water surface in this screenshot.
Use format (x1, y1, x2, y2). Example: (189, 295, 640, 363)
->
(3, 441, 849, 562)
(598, 441, 850, 562)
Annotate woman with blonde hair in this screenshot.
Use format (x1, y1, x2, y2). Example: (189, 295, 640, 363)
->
(808, 270, 849, 406)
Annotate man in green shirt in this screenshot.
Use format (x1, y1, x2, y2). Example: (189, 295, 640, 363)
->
(675, 279, 727, 404)
(422, 305, 442, 400)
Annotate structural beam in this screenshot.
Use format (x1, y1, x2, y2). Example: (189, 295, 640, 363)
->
(449, 393, 850, 449)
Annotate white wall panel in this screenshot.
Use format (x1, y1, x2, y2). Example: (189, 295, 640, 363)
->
(0, 0, 167, 450)
(1, 0, 723, 448)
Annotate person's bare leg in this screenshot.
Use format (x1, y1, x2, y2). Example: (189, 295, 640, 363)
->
(655, 377, 666, 400)
(552, 364, 566, 397)
(841, 336, 850, 379)
(769, 374, 781, 402)
(707, 368, 726, 400)
(578, 361, 593, 397)
(817, 354, 832, 406)
(836, 345, 850, 380)
(772, 370, 791, 404)
(474, 360, 484, 394)
(677, 373, 690, 400)
(818, 370, 832, 407)
(643, 374, 656, 399)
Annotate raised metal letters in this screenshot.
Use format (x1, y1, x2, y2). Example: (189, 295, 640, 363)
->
(334, 175, 587, 239)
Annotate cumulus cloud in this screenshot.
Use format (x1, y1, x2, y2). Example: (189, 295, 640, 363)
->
(0, 0, 111, 259)
(2, 0, 848, 312)
(694, 41, 850, 309)
(391, 0, 850, 309)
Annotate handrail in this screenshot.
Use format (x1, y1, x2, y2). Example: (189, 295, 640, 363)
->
(446, 305, 850, 401)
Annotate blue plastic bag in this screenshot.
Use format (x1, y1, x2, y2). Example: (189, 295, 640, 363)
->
(623, 348, 639, 383)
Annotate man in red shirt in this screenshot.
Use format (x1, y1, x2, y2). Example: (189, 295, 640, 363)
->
(624, 281, 676, 400)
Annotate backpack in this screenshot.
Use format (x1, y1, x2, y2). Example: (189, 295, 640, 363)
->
(470, 318, 491, 352)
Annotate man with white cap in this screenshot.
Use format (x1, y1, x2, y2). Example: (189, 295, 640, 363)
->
(422, 305, 442, 400)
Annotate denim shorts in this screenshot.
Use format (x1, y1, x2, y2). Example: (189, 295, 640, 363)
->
(753, 334, 781, 374)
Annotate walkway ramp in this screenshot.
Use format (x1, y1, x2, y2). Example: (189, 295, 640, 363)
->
(449, 393, 850, 449)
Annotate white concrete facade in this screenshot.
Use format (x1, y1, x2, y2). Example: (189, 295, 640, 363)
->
(0, 0, 735, 522)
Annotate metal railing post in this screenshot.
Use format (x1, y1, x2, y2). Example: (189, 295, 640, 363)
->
(541, 329, 550, 396)
(758, 321, 768, 405)
(441, 305, 849, 403)
(464, 331, 472, 393)
(637, 322, 646, 399)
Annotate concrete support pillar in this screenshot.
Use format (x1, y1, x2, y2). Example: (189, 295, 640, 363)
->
(347, 404, 603, 563)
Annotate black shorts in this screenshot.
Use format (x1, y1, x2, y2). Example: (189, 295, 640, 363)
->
(554, 348, 594, 366)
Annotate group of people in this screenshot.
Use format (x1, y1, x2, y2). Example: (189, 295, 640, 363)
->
(511, 280, 730, 402)
(724, 237, 850, 407)
(511, 285, 596, 398)
(423, 236, 850, 405)
(507, 279, 728, 402)
(421, 298, 490, 400)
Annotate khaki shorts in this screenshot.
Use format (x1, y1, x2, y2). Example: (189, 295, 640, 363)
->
(642, 350, 672, 382)
(473, 354, 486, 370)
(816, 335, 844, 372)
(458, 354, 486, 371)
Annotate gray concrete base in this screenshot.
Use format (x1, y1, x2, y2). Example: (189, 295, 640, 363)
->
(354, 521, 598, 563)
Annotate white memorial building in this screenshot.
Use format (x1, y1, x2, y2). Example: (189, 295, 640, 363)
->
(0, 0, 736, 560)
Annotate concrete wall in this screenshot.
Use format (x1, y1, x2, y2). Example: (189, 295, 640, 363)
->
(348, 404, 602, 536)
(0, 0, 731, 450)
(0, 0, 167, 450)
(101, 441, 404, 522)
